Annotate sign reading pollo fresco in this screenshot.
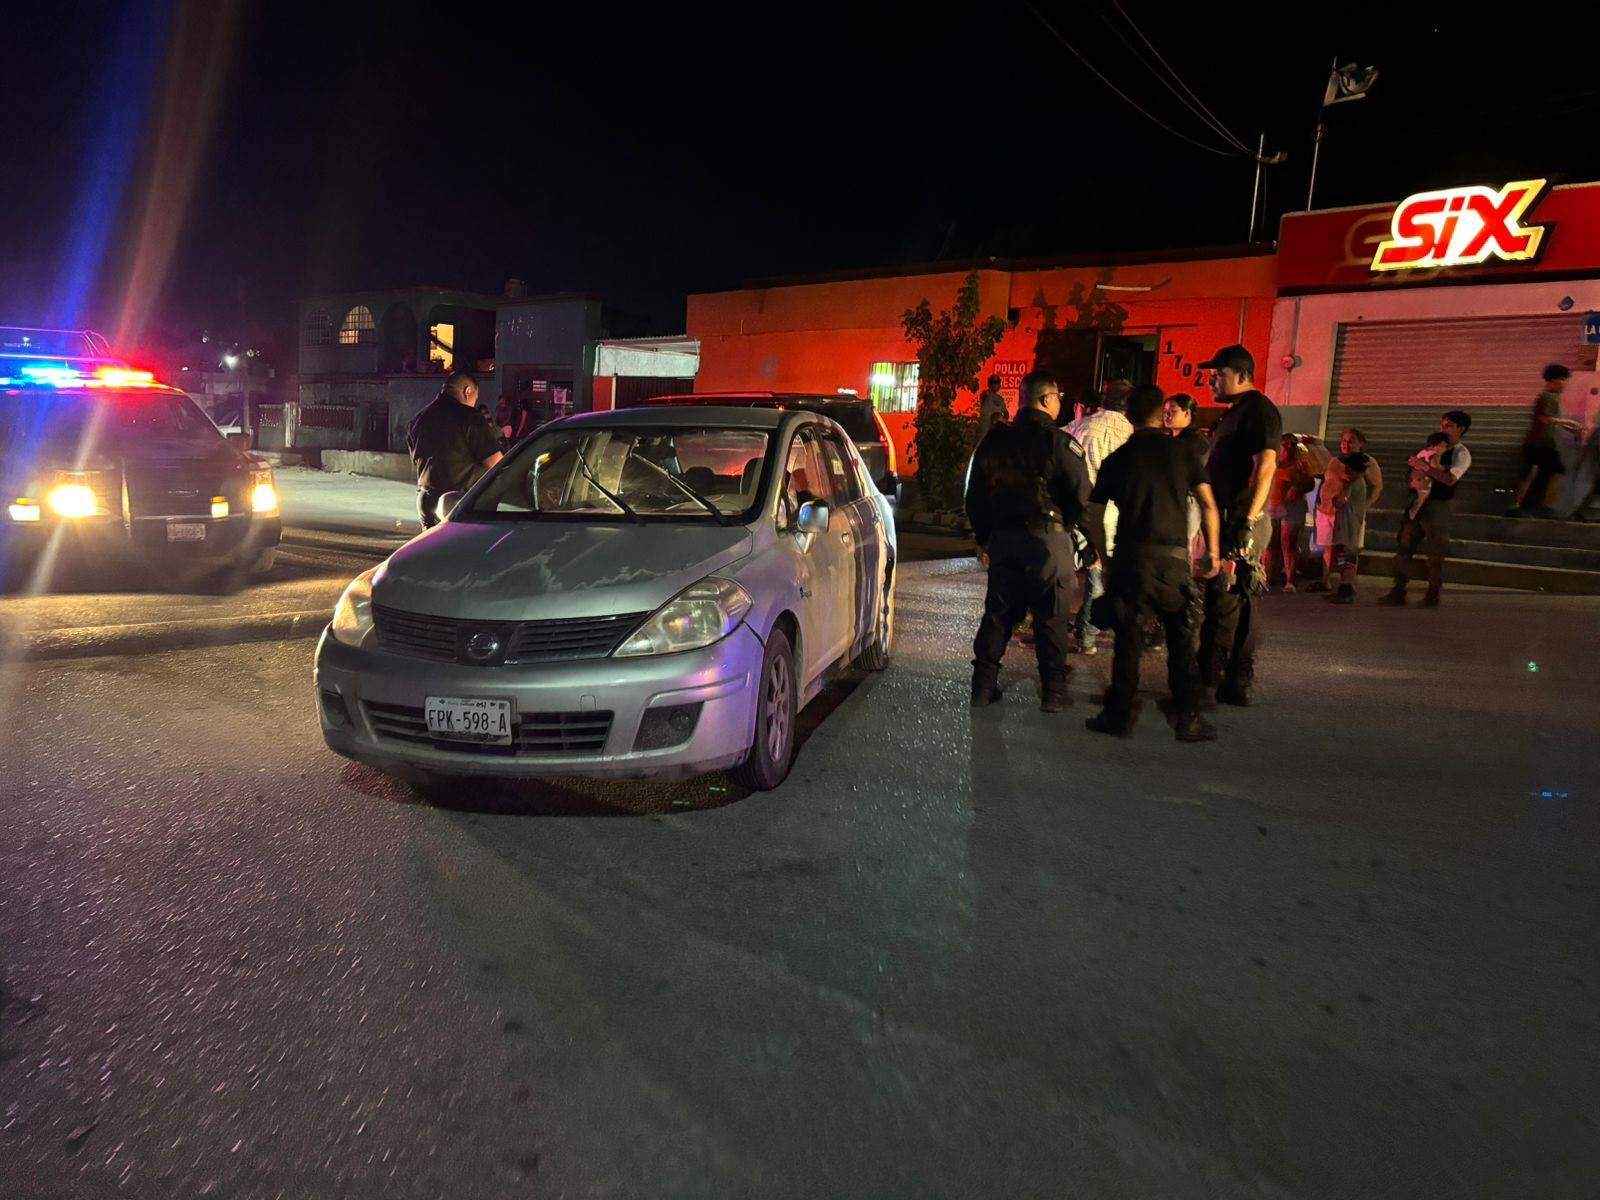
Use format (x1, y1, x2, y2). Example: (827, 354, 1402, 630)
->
(1277, 179, 1600, 293)
(1371, 179, 1549, 272)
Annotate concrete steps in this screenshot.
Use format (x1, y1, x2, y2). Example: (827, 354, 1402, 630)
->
(1356, 507, 1600, 594)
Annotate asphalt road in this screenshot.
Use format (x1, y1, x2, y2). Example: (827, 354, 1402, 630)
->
(1, 566, 1596, 1199)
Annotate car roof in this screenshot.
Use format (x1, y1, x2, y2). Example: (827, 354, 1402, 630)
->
(555, 405, 800, 430)
(642, 391, 865, 406)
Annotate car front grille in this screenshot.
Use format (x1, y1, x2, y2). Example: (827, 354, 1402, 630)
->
(363, 701, 614, 757)
(372, 605, 646, 665)
(125, 467, 229, 517)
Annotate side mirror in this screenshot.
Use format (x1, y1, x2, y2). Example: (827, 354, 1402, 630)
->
(796, 498, 830, 535)
(437, 490, 465, 521)
(226, 432, 251, 450)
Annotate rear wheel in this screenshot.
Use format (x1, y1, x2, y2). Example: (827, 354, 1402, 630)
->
(730, 627, 796, 791)
(855, 561, 894, 671)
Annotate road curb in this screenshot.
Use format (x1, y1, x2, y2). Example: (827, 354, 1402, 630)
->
(5, 609, 329, 663)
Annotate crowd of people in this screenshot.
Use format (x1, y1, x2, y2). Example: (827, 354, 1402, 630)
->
(958, 341, 1562, 742)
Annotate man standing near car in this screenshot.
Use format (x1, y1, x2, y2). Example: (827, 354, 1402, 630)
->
(965, 372, 1103, 713)
(1084, 384, 1222, 742)
(407, 370, 503, 528)
(975, 374, 1009, 444)
(1196, 345, 1280, 706)
(1064, 378, 1133, 655)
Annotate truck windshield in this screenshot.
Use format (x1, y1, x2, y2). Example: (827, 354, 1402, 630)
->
(0, 392, 225, 459)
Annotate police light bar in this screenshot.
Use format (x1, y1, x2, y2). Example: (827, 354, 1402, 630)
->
(0, 357, 160, 390)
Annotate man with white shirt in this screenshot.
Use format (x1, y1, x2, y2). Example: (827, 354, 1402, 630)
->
(1065, 379, 1133, 653)
(1381, 409, 1472, 608)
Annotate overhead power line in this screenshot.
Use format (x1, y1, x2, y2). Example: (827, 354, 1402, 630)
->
(1106, 0, 1264, 160)
(1021, 1, 1238, 159)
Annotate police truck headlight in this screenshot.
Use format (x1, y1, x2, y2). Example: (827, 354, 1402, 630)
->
(250, 469, 278, 514)
(614, 576, 752, 658)
(47, 483, 98, 518)
(330, 568, 376, 648)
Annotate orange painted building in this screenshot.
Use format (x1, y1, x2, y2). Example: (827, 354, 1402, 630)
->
(688, 247, 1278, 474)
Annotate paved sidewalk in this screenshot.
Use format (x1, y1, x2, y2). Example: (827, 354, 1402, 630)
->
(275, 466, 423, 538)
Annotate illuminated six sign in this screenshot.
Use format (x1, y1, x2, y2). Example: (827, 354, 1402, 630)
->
(1371, 178, 1550, 272)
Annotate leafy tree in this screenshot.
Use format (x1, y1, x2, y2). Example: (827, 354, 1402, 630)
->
(901, 271, 1007, 510)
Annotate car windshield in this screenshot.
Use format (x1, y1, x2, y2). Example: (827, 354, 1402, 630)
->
(0, 391, 225, 461)
(462, 425, 773, 521)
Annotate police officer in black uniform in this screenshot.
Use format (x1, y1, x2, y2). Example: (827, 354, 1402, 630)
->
(1196, 345, 1281, 706)
(406, 370, 503, 527)
(1084, 385, 1223, 742)
(965, 371, 1104, 712)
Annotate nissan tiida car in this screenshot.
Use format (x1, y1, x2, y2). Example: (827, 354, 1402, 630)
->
(315, 406, 896, 789)
(0, 328, 281, 588)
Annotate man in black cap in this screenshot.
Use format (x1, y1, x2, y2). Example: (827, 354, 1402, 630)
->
(965, 371, 1103, 712)
(406, 370, 503, 528)
(1085, 384, 1222, 741)
(1196, 345, 1281, 706)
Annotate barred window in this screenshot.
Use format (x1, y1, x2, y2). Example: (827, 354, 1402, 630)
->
(338, 305, 376, 346)
(302, 309, 333, 347)
(868, 361, 918, 414)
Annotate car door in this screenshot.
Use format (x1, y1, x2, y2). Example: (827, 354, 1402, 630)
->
(780, 426, 852, 680)
(816, 428, 880, 659)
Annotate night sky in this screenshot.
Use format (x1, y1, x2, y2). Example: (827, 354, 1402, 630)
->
(6, 1, 1600, 360)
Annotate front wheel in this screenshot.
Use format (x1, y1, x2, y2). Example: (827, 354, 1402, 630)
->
(730, 627, 797, 791)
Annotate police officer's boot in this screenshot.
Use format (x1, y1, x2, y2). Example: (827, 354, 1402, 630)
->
(1040, 686, 1071, 713)
(970, 669, 1003, 708)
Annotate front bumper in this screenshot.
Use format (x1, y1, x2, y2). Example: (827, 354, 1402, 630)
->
(313, 621, 764, 781)
(2, 512, 281, 568)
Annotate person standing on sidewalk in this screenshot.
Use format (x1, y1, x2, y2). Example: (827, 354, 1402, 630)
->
(1381, 410, 1472, 608)
(406, 370, 503, 528)
(1196, 345, 1281, 706)
(965, 372, 1103, 713)
(1064, 379, 1133, 655)
(975, 375, 1010, 445)
(1084, 385, 1222, 742)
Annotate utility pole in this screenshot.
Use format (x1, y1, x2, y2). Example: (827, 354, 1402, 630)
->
(1248, 132, 1266, 242)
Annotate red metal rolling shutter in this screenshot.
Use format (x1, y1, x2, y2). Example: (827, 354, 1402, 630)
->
(1328, 314, 1590, 409)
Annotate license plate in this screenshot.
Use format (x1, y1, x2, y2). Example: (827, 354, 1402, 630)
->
(167, 522, 206, 542)
(425, 696, 514, 745)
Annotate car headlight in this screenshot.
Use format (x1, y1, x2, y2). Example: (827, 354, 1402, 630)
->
(47, 483, 98, 518)
(250, 469, 278, 514)
(330, 568, 376, 648)
(614, 576, 752, 658)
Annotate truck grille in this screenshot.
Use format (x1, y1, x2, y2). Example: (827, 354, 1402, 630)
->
(372, 605, 646, 665)
(125, 467, 230, 517)
(363, 701, 613, 757)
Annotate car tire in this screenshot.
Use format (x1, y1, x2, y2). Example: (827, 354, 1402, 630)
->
(854, 562, 894, 672)
(730, 627, 797, 791)
(250, 545, 277, 580)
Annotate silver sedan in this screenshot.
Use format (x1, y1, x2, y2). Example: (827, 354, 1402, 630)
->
(314, 406, 896, 789)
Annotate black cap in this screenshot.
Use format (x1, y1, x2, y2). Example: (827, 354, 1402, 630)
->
(1198, 344, 1255, 375)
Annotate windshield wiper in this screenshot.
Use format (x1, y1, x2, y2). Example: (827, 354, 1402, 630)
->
(572, 447, 642, 523)
(637, 457, 733, 525)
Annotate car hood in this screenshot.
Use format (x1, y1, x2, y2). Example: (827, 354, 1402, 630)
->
(373, 519, 754, 621)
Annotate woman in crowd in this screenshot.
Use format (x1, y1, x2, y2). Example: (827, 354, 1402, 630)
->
(1268, 434, 1324, 591)
(1313, 428, 1383, 604)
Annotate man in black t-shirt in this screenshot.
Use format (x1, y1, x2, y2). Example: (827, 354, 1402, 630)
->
(1085, 385, 1222, 742)
(407, 370, 503, 527)
(1197, 345, 1281, 706)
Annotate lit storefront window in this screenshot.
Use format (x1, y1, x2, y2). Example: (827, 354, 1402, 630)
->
(868, 361, 918, 414)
